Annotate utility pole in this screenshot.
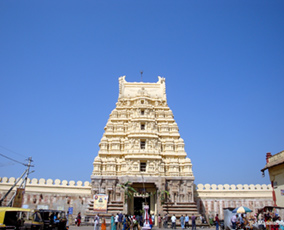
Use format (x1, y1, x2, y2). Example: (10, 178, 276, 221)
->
(0, 157, 34, 207)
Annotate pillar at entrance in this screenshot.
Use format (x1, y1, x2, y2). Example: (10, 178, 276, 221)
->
(89, 76, 198, 218)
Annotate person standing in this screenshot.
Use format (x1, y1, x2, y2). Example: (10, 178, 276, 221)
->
(215, 214, 220, 230)
(140, 214, 144, 227)
(118, 212, 123, 230)
(151, 213, 155, 226)
(149, 217, 153, 229)
(115, 213, 119, 230)
(200, 216, 203, 225)
(171, 214, 176, 229)
(185, 214, 189, 229)
(158, 214, 162, 228)
(231, 215, 237, 229)
(239, 214, 244, 229)
(66, 211, 70, 228)
(77, 212, 81, 227)
(180, 215, 185, 229)
(101, 218, 106, 230)
(191, 214, 196, 230)
(111, 214, 116, 230)
(94, 214, 100, 230)
(133, 216, 138, 230)
(163, 214, 168, 229)
(136, 215, 140, 228)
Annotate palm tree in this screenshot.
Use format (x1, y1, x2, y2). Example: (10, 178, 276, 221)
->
(118, 181, 137, 201)
(118, 181, 137, 213)
(158, 190, 170, 205)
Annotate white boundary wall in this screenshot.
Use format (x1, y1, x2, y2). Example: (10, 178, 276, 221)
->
(0, 177, 273, 219)
(195, 183, 273, 219)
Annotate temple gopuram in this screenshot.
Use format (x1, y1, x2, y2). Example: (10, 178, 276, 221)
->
(90, 76, 198, 217)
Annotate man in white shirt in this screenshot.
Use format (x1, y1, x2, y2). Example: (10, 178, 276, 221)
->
(171, 214, 176, 229)
(231, 215, 237, 229)
(185, 214, 189, 229)
(115, 213, 119, 230)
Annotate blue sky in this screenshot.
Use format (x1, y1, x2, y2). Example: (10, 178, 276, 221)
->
(0, 0, 283, 185)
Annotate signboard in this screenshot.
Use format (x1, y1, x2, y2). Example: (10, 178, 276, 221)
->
(13, 188, 25, 207)
(68, 207, 73, 214)
(37, 205, 49, 209)
(93, 194, 108, 212)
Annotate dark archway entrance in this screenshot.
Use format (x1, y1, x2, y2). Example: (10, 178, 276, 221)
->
(128, 183, 157, 216)
(133, 196, 150, 216)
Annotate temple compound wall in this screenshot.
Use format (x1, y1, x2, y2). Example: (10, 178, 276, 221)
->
(0, 177, 273, 220)
(0, 177, 91, 222)
(195, 183, 273, 219)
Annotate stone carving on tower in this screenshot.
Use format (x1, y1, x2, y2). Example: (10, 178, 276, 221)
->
(90, 76, 197, 217)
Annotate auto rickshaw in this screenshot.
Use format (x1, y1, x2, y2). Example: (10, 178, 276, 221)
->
(37, 210, 66, 230)
(0, 207, 43, 230)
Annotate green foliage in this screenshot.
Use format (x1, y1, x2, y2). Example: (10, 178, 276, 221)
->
(158, 190, 170, 205)
(118, 181, 137, 202)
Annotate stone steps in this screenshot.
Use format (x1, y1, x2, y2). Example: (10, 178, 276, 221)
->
(85, 200, 124, 215)
(162, 202, 199, 218)
(107, 201, 124, 213)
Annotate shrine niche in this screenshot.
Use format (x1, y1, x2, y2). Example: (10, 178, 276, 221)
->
(89, 76, 198, 218)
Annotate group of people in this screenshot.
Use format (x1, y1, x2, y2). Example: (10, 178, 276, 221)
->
(163, 213, 202, 229)
(78, 212, 206, 230)
(91, 212, 201, 230)
(230, 212, 284, 230)
(93, 212, 152, 230)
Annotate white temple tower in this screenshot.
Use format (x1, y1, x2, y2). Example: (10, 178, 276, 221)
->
(90, 76, 198, 217)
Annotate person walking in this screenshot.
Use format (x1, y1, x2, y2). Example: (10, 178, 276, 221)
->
(215, 214, 220, 230)
(185, 214, 189, 229)
(191, 214, 196, 230)
(180, 215, 185, 229)
(171, 214, 176, 229)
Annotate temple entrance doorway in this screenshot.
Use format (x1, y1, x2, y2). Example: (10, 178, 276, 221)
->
(133, 197, 150, 216)
(128, 183, 157, 217)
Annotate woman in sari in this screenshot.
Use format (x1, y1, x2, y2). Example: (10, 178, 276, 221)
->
(101, 218, 106, 230)
(111, 214, 116, 230)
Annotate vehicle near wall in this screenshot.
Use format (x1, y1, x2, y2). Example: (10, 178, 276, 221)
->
(0, 207, 43, 230)
(37, 210, 67, 230)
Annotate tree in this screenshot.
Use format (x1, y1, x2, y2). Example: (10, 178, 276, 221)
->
(118, 181, 137, 203)
(158, 190, 170, 205)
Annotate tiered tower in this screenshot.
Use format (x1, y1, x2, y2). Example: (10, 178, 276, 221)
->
(90, 76, 197, 217)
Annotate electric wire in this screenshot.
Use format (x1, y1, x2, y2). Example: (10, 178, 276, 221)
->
(0, 152, 27, 166)
(0, 145, 28, 158)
